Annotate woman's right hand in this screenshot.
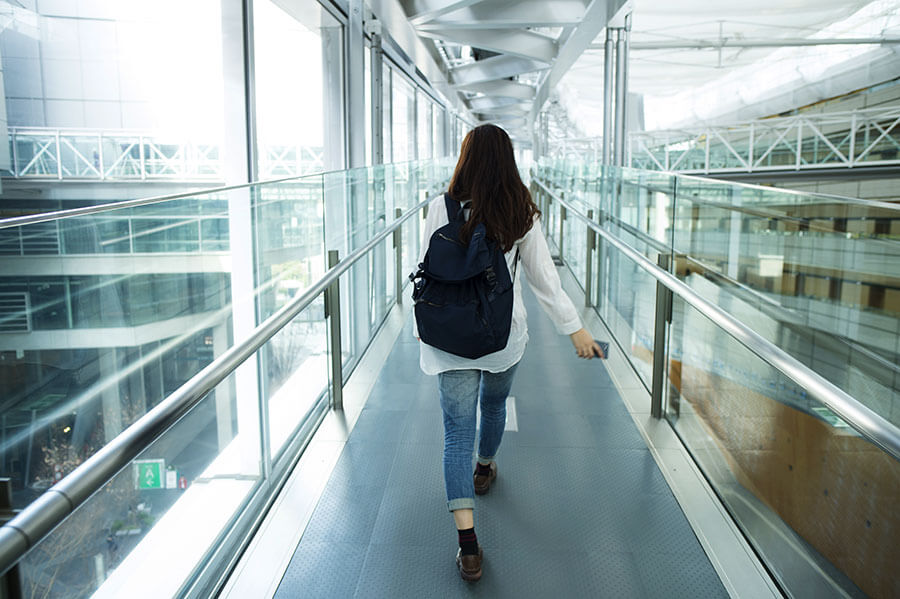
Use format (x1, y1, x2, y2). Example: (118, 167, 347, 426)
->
(569, 328, 603, 359)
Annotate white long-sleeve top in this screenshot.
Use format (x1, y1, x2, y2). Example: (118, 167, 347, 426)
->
(415, 194, 582, 375)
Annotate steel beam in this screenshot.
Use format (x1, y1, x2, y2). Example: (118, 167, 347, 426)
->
(405, 0, 485, 25)
(528, 0, 619, 130)
(453, 79, 535, 100)
(450, 54, 549, 86)
(417, 28, 557, 63)
(417, 0, 589, 29)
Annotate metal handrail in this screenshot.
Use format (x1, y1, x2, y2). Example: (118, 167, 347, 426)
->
(534, 177, 900, 462)
(0, 193, 431, 575)
(537, 163, 900, 212)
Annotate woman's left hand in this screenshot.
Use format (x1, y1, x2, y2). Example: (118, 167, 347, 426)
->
(569, 328, 603, 359)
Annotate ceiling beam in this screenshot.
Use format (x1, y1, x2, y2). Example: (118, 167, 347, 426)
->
(450, 54, 549, 86)
(454, 80, 536, 101)
(417, 0, 589, 29)
(404, 0, 486, 25)
(417, 28, 558, 63)
(468, 96, 530, 111)
(528, 0, 626, 129)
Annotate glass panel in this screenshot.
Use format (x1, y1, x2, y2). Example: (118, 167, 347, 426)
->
(392, 75, 414, 163)
(254, 175, 326, 322)
(672, 176, 900, 428)
(265, 300, 329, 458)
(593, 236, 659, 389)
(19, 364, 262, 598)
(417, 90, 432, 160)
(665, 294, 898, 598)
(254, 0, 340, 178)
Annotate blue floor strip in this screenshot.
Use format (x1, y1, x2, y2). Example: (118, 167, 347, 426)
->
(275, 285, 729, 598)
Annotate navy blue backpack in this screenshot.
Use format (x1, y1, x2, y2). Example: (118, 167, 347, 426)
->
(409, 194, 517, 359)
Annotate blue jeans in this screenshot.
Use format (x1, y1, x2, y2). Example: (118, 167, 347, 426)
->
(437, 363, 518, 512)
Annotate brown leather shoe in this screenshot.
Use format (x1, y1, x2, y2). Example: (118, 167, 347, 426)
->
(473, 462, 497, 495)
(456, 546, 483, 582)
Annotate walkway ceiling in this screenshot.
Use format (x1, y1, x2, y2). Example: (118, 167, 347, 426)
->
(558, 0, 900, 135)
(398, 0, 630, 141)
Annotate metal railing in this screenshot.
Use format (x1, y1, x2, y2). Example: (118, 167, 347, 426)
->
(551, 106, 900, 175)
(5, 127, 326, 181)
(532, 177, 900, 461)
(0, 190, 427, 580)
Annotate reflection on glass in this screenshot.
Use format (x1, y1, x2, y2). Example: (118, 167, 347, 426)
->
(666, 295, 898, 599)
(19, 367, 261, 598)
(265, 301, 328, 457)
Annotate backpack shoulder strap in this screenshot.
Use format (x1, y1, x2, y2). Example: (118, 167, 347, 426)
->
(443, 193, 466, 224)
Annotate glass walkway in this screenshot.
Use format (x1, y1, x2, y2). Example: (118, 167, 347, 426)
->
(0, 160, 897, 599)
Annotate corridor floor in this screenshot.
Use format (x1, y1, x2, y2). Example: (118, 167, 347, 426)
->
(274, 284, 728, 598)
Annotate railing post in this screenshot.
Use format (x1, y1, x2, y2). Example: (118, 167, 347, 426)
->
(325, 250, 343, 410)
(393, 208, 403, 304)
(0, 479, 22, 599)
(585, 209, 595, 307)
(55, 131, 62, 180)
(651, 253, 673, 419)
(558, 201, 566, 260)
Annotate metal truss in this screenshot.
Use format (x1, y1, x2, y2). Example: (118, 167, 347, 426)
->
(6, 128, 326, 181)
(402, 0, 628, 139)
(626, 106, 900, 175)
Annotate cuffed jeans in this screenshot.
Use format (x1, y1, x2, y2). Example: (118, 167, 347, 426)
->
(437, 363, 518, 512)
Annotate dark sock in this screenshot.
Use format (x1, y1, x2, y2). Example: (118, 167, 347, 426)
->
(475, 462, 492, 476)
(457, 527, 478, 555)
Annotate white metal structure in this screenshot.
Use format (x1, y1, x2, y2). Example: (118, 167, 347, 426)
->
(628, 106, 900, 174)
(551, 106, 900, 175)
(398, 0, 630, 141)
(6, 128, 326, 181)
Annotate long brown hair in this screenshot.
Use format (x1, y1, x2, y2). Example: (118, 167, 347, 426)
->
(448, 124, 540, 252)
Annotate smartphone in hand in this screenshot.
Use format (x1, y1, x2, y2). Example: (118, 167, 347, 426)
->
(594, 340, 609, 359)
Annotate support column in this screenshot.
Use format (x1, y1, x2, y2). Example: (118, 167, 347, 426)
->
(347, 0, 365, 169)
(221, 0, 263, 475)
(613, 23, 628, 167)
(602, 27, 614, 165)
(369, 21, 384, 165)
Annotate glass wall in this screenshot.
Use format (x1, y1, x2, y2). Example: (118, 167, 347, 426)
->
(391, 72, 414, 163)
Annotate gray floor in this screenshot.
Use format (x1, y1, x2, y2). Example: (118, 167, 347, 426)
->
(274, 286, 729, 598)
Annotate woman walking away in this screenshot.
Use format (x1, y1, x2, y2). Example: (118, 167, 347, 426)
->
(413, 124, 603, 583)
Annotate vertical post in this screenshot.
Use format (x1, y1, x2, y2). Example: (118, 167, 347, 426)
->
(55, 131, 62, 179)
(613, 18, 630, 167)
(585, 209, 594, 307)
(651, 253, 672, 419)
(347, 0, 365, 169)
(326, 250, 344, 410)
(393, 208, 403, 304)
(369, 22, 384, 165)
(558, 202, 566, 260)
(602, 27, 614, 166)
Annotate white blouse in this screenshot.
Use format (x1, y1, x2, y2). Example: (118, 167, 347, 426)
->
(415, 194, 582, 375)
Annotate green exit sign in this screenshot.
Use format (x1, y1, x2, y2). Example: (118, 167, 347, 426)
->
(134, 459, 166, 489)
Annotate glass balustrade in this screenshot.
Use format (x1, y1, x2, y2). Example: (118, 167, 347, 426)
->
(534, 158, 900, 599)
(0, 158, 453, 597)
